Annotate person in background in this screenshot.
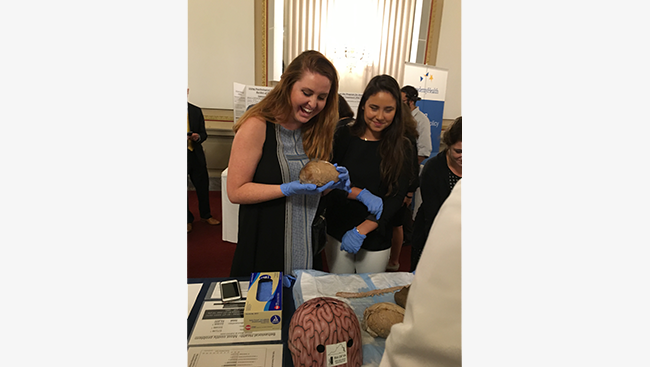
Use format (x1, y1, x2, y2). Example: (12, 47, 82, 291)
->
(324, 74, 416, 274)
(336, 94, 355, 130)
(387, 107, 420, 271)
(187, 89, 220, 233)
(401, 85, 432, 163)
(380, 180, 461, 367)
(227, 50, 349, 277)
(410, 116, 462, 271)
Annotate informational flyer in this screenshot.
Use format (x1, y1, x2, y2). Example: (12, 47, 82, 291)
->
(188, 284, 203, 317)
(188, 301, 281, 346)
(340, 91, 362, 117)
(188, 344, 282, 367)
(232, 82, 247, 122)
(233, 83, 273, 123)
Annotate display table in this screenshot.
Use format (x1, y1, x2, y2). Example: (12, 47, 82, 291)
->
(188, 277, 295, 367)
(188, 271, 414, 367)
(220, 168, 239, 243)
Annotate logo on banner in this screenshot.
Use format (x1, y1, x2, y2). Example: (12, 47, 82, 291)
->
(409, 72, 439, 96)
(419, 72, 434, 82)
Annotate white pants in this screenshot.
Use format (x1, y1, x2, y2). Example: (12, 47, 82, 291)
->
(324, 234, 391, 274)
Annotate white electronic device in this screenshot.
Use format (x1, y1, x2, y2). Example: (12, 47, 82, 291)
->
(219, 279, 242, 303)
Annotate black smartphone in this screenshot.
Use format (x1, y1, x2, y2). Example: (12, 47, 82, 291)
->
(219, 279, 242, 303)
(187, 131, 193, 136)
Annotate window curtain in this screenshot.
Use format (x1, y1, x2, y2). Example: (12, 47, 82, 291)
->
(284, 0, 330, 63)
(284, 0, 416, 88)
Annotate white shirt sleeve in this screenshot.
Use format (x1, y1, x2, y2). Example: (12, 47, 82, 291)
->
(379, 180, 462, 367)
(413, 108, 433, 157)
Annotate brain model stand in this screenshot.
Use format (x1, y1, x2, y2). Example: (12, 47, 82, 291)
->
(288, 297, 363, 367)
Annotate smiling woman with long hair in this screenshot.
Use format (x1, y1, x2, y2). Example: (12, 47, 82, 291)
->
(227, 50, 350, 277)
(323, 74, 416, 274)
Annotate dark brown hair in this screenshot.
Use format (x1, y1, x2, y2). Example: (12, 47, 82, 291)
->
(401, 103, 419, 141)
(338, 94, 354, 119)
(350, 74, 410, 196)
(443, 116, 462, 147)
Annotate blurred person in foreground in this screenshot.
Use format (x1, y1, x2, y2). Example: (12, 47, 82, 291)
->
(380, 179, 461, 367)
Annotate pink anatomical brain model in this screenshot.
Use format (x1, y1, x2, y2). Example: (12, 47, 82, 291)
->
(288, 297, 363, 367)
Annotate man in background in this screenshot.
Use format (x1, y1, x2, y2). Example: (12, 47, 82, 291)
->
(188, 89, 220, 232)
(401, 86, 432, 163)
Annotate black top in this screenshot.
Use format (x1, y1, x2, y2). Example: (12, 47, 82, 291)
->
(324, 125, 411, 251)
(411, 149, 461, 251)
(230, 122, 319, 277)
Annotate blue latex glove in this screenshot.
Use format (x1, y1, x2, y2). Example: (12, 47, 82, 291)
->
(330, 164, 351, 192)
(280, 180, 334, 196)
(356, 188, 383, 219)
(340, 227, 366, 254)
(282, 274, 296, 288)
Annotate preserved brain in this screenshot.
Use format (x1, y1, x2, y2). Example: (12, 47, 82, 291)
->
(288, 297, 363, 367)
(363, 302, 405, 338)
(299, 160, 339, 186)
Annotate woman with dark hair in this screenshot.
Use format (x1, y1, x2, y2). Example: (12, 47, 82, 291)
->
(410, 116, 462, 271)
(323, 74, 416, 274)
(227, 50, 350, 277)
(336, 94, 355, 129)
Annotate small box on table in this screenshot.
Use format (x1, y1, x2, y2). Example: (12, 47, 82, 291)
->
(243, 272, 283, 332)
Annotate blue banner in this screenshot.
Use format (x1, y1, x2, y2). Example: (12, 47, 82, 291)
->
(403, 63, 448, 164)
(416, 99, 445, 161)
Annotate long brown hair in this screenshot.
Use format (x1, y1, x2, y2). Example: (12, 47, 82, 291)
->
(402, 103, 419, 141)
(350, 74, 410, 196)
(234, 50, 339, 160)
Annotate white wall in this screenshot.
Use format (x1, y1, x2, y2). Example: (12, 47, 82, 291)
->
(188, 0, 255, 109)
(435, 0, 461, 119)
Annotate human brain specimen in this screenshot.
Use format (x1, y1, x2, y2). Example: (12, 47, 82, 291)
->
(288, 297, 363, 367)
(299, 160, 339, 186)
(363, 302, 405, 338)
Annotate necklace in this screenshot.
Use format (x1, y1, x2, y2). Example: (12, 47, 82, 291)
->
(362, 135, 379, 142)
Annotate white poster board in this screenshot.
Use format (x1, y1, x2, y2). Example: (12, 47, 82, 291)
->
(402, 63, 449, 157)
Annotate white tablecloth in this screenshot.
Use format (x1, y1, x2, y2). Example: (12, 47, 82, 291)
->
(220, 168, 239, 243)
